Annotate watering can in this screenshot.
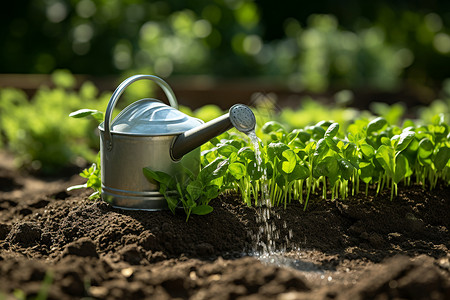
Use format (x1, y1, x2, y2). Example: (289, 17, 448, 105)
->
(99, 75, 256, 210)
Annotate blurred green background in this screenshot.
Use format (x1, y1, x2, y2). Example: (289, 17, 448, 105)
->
(1, 0, 450, 93)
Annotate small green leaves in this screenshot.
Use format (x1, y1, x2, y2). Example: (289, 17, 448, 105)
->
(367, 117, 387, 135)
(143, 167, 172, 187)
(325, 137, 340, 153)
(393, 154, 408, 184)
(191, 205, 213, 215)
(314, 156, 339, 180)
(359, 161, 374, 184)
(325, 122, 339, 138)
(314, 138, 329, 161)
(262, 121, 285, 134)
(434, 147, 450, 170)
(418, 138, 433, 158)
(217, 144, 239, 157)
(360, 143, 375, 158)
(312, 125, 326, 140)
(187, 180, 203, 201)
(281, 149, 296, 174)
(143, 164, 220, 221)
(376, 145, 394, 177)
(267, 142, 290, 161)
(228, 163, 246, 180)
(395, 130, 415, 152)
(338, 158, 355, 180)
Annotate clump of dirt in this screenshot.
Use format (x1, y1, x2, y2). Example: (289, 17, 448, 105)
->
(0, 164, 449, 299)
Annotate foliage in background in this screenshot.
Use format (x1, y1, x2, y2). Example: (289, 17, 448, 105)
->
(0, 70, 109, 174)
(0, 70, 157, 175)
(1, 1, 450, 92)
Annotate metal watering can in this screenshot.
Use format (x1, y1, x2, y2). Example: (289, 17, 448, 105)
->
(99, 75, 256, 210)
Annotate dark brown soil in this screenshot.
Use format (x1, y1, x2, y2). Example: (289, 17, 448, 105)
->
(0, 155, 449, 299)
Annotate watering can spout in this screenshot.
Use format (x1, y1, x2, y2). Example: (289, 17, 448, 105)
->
(171, 104, 256, 160)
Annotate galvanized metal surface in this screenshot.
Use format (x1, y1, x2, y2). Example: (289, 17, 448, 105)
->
(229, 104, 256, 133)
(100, 133, 200, 210)
(107, 99, 203, 136)
(99, 74, 256, 211)
(99, 75, 201, 210)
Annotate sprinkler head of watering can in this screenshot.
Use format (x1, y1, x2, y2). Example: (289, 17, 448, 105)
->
(229, 104, 256, 133)
(171, 104, 256, 160)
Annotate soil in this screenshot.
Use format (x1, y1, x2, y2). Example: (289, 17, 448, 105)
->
(0, 153, 449, 299)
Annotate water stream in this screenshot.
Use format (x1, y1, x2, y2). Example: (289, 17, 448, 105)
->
(246, 130, 290, 255)
(244, 130, 329, 275)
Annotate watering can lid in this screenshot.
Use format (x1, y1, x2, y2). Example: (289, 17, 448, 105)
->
(101, 99, 203, 136)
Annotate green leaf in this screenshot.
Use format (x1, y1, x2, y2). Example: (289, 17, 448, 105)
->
(304, 142, 316, 155)
(316, 120, 333, 128)
(143, 167, 172, 187)
(200, 157, 224, 180)
(367, 117, 387, 135)
(262, 121, 286, 134)
(275, 174, 286, 188)
(164, 192, 179, 213)
(312, 125, 326, 140)
(209, 137, 221, 146)
(431, 113, 445, 126)
(247, 162, 263, 180)
(418, 138, 433, 158)
(314, 156, 339, 179)
(237, 147, 256, 162)
(434, 147, 450, 170)
(217, 144, 239, 157)
(281, 149, 297, 174)
(67, 183, 88, 191)
(325, 137, 340, 153)
(395, 131, 415, 152)
(338, 158, 355, 180)
(69, 109, 104, 122)
(360, 143, 375, 158)
(343, 142, 357, 159)
(267, 142, 290, 161)
(265, 162, 274, 178)
(212, 158, 230, 178)
(187, 180, 203, 201)
(288, 164, 310, 181)
(375, 145, 394, 177)
(394, 154, 408, 184)
(381, 137, 391, 146)
(325, 122, 339, 138)
(191, 205, 213, 215)
(228, 163, 246, 180)
(418, 155, 432, 167)
(290, 129, 311, 143)
(313, 138, 329, 161)
(359, 161, 374, 184)
(203, 186, 219, 201)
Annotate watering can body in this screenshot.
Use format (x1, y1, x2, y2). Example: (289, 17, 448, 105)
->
(99, 75, 255, 210)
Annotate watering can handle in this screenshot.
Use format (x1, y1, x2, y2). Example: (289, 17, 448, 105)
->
(104, 75, 178, 151)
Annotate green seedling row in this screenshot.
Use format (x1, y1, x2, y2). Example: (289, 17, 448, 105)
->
(199, 114, 449, 210)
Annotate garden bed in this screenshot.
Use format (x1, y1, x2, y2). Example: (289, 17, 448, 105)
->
(0, 151, 449, 299)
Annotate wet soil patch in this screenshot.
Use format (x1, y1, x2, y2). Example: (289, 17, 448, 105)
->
(0, 165, 449, 299)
